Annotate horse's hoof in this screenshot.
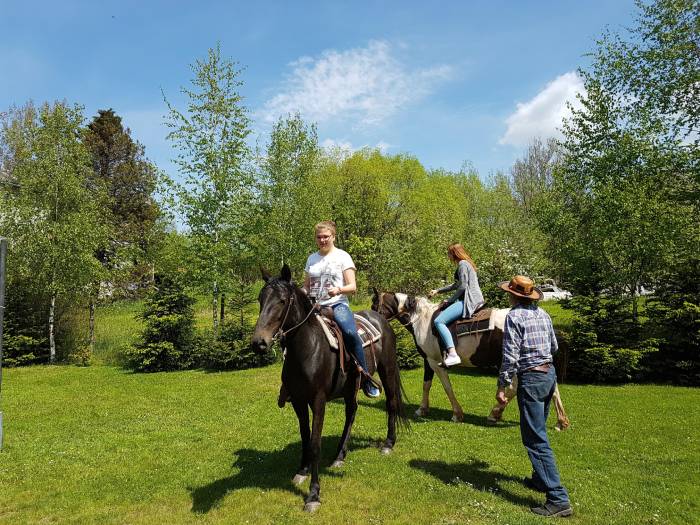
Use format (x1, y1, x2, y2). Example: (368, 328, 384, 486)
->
(380, 446, 393, 455)
(330, 460, 344, 468)
(451, 414, 464, 423)
(414, 407, 428, 417)
(304, 501, 321, 513)
(486, 416, 499, 426)
(292, 474, 308, 485)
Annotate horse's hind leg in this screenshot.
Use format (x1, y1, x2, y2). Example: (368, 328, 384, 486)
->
(415, 358, 434, 417)
(304, 397, 326, 513)
(377, 359, 401, 453)
(292, 401, 311, 485)
(332, 383, 359, 468)
(552, 383, 570, 431)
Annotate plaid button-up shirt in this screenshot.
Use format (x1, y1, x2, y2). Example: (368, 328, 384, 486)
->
(498, 303, 558, 388)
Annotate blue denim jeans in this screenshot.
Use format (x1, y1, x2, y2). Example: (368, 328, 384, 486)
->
(434, 300, 464, 350)
(517, 366, 570, 506)
(332, 302, 368, 372)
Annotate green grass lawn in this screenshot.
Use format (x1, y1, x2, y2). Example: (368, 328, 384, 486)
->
(0, 363, 698, 524)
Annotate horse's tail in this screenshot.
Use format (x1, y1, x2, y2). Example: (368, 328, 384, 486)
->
(392, 359, 411, 431)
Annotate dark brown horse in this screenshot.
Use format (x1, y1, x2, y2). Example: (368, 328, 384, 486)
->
(372, 290, 570, 430)
(251, 265, 408, 512)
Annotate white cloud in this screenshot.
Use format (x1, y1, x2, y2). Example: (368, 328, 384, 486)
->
(500, 71, 585, 147)
(321, 138, 355, 155)
(260, 41, 452, 127)
(321, 138, 392, 155)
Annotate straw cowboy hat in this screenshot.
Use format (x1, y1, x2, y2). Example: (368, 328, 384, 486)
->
(498, 275, 543, 300)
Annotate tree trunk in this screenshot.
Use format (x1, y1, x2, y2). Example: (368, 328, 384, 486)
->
(49, 294, 56, 363)
(89, 300, 96, 355)
(220, 294, 226, 323)
(212, 281, 219, 334)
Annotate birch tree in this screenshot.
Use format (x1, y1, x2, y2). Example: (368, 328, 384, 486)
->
(0, 102, 106, 362)
(164, 45, 254, 333)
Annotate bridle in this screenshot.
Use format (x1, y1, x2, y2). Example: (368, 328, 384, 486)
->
(376, 292, 413, 327)
(268, 283, 317, 342)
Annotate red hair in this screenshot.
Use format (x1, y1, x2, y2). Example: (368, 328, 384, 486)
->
(448, 243, 477, 271)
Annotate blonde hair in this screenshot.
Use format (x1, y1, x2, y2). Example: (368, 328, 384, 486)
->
(448, 243, 477, 271)
(314, 220, 336, 236)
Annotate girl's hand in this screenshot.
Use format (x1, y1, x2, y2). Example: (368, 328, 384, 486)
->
(328, 286, 342, 297)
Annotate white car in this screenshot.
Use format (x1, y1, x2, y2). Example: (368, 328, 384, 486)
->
(539, 283, 572, 301)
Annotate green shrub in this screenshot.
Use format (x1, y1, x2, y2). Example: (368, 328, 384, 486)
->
(124, 275, 195, 372)
(191, 318, 277, 371)
(569, 343, 656, 383)
(644, 261, 700, 385)
(392, 321, 422, 369)
(2, 334, 47, 366)
(565, 295, 659, 383)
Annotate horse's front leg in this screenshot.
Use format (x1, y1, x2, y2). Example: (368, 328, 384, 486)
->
(431, 360, 464, 422)
(304, 396, 326, 513)
(292, 400, 311, 485)
(552, 383, 570, 431)
(332, 380, 359, 468)
(415, 358, 434, 417)
(487, 379, 517, 425)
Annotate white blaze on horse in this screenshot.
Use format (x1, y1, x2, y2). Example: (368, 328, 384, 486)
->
(372, 291, 570, 431)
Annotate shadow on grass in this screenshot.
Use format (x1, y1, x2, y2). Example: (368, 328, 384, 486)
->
(409, 457, 540, 507)
(190, 434, 377, 513)
(351, 397, 519, 429)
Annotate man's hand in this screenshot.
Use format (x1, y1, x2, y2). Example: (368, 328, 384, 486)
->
(496, 388, 508, 405)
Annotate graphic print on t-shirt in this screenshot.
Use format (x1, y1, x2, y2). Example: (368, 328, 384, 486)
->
(308, 260, 342, 301)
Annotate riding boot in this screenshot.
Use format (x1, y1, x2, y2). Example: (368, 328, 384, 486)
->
(351, 348, 381, 398)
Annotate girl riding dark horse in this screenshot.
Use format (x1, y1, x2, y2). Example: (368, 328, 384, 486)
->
(251, 264, 408, 512)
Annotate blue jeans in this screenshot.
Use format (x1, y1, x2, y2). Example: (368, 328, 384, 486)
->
(434, 300, 463, 350)
(332, 302, 368, 372)
(517, 366, 570, 506)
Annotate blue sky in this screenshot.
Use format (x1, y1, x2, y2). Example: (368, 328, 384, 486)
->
(1, 0, 638, 179)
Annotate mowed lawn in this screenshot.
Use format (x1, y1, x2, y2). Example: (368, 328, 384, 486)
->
(0, 363, 698, 525)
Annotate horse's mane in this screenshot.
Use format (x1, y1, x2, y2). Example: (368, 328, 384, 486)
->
(414, 296, 438, 312)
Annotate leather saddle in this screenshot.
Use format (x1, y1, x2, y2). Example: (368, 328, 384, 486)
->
(430, 302, 494, 340)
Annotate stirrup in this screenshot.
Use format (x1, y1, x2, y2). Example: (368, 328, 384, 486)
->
(356, 365, 382, 393)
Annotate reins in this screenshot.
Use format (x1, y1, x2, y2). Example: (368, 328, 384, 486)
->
(271, 287, 317, 342)
(377, 292, 413, 327)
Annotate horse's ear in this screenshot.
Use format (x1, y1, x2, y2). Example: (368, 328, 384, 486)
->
(261, 266, 272, 282)
(405, 295, 417, 311)
(372, 286, 379, 298)
(281, 263, 292, 282)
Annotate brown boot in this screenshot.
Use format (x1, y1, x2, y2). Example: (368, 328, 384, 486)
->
(278, 383, 290, 408)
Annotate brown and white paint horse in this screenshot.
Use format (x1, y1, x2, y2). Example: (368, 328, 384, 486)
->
(372, 291, 570, 431)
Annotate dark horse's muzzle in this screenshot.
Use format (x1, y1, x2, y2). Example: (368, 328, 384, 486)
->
(250, 329, 274, 353)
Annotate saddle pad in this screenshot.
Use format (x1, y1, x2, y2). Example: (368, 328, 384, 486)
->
(316, 314, 381, 350)
(454, 308, 495, 337)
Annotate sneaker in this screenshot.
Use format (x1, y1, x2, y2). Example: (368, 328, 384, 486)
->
(523, 476, 547, 492)
(530, 502, 573, 517)
(442, 353, 461, 367)
(362, 381, 381, 399)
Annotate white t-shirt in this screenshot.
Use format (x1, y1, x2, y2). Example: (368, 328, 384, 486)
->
(304, 248, 356, 306)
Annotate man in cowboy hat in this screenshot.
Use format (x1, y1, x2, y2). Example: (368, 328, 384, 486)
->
(497, 275, 573, 518)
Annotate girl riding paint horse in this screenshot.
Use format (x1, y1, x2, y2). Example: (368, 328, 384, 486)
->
(372, 290, 570, 430)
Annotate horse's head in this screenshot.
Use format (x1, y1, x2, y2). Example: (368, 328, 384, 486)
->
(371, 289, 416, 321)
(251, 264, 296, 353)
